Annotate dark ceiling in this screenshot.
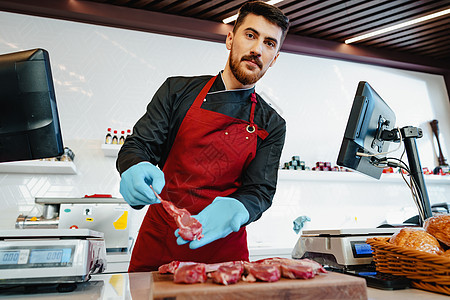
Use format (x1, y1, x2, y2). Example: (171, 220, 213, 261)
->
(84, 0, 450, 62)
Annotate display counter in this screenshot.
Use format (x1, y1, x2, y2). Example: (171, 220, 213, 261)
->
(0, 272, 448, 299)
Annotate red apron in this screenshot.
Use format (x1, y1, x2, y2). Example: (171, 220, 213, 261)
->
(129, 76, 268, 272)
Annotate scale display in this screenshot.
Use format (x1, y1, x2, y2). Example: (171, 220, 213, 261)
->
(0, 247, 73, 269)
(350, 241, 373, 258)
(0, 250, 24, 264)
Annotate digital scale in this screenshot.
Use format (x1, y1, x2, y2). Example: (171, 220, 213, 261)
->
(292, 228, 415, 290)
(0, 229, 107, 287)
(293, 228, 400, 269)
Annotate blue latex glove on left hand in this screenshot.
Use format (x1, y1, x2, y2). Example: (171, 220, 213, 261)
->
(175, 197, 249, 249)
(119, 161, 165, 207)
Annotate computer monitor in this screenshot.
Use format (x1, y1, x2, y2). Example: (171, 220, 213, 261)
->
(0, 48, 64, 163)
(337, 81, 396, 180)
(337, 81, 433, 225)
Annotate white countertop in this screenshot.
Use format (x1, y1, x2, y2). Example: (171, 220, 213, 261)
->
(0, 272, 448, 299)
(367, 286, 449, 300)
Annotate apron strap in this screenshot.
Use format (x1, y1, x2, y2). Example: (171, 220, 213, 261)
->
(249, 93, 257, 125)
(193, 76, 217, 108)
(249, 93, 269, 140)
(246, 92, 258, 134)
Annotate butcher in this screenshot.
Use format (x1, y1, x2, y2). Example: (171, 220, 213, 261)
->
(116, 1, 289, 272)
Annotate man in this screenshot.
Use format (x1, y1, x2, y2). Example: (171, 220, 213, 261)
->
(117, 1, 289, 272)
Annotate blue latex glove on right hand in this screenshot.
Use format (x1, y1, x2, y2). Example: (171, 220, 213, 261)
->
(119, 161, 165, 207)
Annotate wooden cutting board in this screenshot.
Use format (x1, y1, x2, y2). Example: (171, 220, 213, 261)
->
(151, 271, 367, 300)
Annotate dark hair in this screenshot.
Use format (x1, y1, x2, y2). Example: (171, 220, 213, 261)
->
(233, 1, 289, 47)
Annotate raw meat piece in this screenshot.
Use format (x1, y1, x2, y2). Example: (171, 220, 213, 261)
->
(159, 260, 243, 274)
(204, 261, 242, 273)
(280, 264, 315, 279)
(204, 262, 226, 273)
(158, 260, 180, 274)
(158, 261, 196, 274)
(254, 257, 327, 276)
(243, 262, 281, 282)
(210, 263, 244, 285)
(293, 258, 327, 275)
(161, 200, 203, 241)
(150, 185, 203, 241)
(173, 263, 207, 284)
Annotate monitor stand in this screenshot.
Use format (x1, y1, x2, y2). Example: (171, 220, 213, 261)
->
(399, 126, 433, 225)
(381, 126, 433, 226)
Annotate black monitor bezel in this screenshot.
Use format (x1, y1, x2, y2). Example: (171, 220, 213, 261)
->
(337, 81, 396, 179)
(0, 48, 64, 163)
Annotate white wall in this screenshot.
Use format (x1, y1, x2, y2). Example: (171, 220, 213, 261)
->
(1, 12, 449, 249)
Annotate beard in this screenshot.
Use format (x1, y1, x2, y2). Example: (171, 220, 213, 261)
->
(228, 48, 267, 86)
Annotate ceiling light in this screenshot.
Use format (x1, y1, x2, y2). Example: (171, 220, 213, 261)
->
(222, 0, 284, 24)
(345, 8, 450, 44)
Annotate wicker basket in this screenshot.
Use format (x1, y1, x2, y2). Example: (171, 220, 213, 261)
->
(366, 237, 450, 295)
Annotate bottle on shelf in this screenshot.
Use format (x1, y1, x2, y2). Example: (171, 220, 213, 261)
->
(105, 128, 112, 144)
(126, 129, 132, 139)
(119, 131, 125, 145)
(112, 130, 119, 145)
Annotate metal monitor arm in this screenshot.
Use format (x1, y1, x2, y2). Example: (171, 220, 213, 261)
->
(381, 126, 433, 225)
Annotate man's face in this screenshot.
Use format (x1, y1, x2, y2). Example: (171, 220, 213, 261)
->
(226, 14, 282, 86)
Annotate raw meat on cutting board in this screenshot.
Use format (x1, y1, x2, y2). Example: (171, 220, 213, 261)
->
(158, 261, 197, 274)
(242, 262, 281, 282)
(159, 261, 242, 274)
(210, 262, 245, 285)
(254, 257, 327, 278)
(173, 263, 207, 284)
(159, 257, 327, 285)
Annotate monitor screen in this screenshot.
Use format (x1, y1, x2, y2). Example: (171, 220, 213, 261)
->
(0, 48, 63, 163)
(337, 81, 396, 179)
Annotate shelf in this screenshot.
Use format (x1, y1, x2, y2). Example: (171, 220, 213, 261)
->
(101, 144, 121, 157)
(0, 160, 77, 174)
(277, 169, 450, 185)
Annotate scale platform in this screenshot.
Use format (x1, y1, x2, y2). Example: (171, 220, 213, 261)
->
(293, 228, 401, 269)
(0, 229, 106, 287)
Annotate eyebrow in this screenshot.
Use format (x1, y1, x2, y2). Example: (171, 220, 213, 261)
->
(244, 27, 279, 45)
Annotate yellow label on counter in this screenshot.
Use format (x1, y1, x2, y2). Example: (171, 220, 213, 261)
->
(109, 274, 124, 296)
(85, 218, 94, 222)
(113, 211, 128, 230)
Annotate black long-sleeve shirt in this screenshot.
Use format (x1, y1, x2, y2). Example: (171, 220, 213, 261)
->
(116, 72, 286, 224)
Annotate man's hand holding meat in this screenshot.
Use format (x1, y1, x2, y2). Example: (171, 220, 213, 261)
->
(175, 197, 250, 249)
